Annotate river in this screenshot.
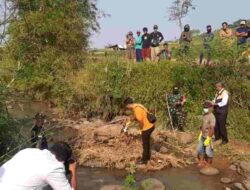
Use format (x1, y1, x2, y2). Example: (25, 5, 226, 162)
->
(7, 99, 239, 190)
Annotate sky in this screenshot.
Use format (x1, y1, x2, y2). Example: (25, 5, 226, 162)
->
(90, 0, 250, 48)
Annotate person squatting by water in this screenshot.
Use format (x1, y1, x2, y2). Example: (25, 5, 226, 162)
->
(31, 112, 48, 150)
(166, 86, 187, 131)
(197, 101, 216, 168)
(210, 82, 229, 145)
(124, 97, 156, 165)
(0, 142, 77, 190)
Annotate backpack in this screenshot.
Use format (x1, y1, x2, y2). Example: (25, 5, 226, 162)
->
(136, 105, 157, 124)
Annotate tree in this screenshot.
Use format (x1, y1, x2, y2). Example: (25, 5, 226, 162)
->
(168, 0, 195, 32)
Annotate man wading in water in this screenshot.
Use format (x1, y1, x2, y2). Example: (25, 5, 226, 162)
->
(123, 98, 156, 165)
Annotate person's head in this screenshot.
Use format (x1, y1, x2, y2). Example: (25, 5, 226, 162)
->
(124, 97, 134, 109)
(215, 82, 224, 92)
(49, 142, 72, 163)
(240, 20, 246, 28)
(173, 86, 180, 94)
(207, 25, 212, 33)
(136, 30, 141, 36)
(153, 25, 158, 32)
(184, 24, 190, 32)
(163, 42, 168, 48)
(127, 31, 133, 37)
(34, 112, 46, 127)
(222, 22, 228, 30)
(203, 101, 213, 114)
(143, 27, 148, 34)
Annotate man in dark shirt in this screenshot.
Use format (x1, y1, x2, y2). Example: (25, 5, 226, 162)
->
(150, 25, 164, 62)
(31, 112, 48, 150)
(179, 24, 192, 56)
(236, 20, 249, 54)
(142, 27, 151, 61)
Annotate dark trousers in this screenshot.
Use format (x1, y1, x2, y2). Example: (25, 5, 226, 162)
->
(215, 113, 228, 142)
(141, 126, 155, 161)
(136, 49, 143, 62)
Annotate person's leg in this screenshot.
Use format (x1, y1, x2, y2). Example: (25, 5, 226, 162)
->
(197, 137, 206, 166)
(141, 127, 154, 162)
(205, 145, 214, 165)
(171, 112, 178, 130)
(139, 49, 143, 62)
(135, 49, 140, 62)
(219, 114, 229, 143)
(147, 48, 151, 61)
(151, 47, 156, 62)
(206, 48, 212, 65)
(155, 46, 160, 62)
(199, 51, 204, 65)
(142, 48, 146, 60)
(176, 111, 185, 131)
(214, 114, 221, 141)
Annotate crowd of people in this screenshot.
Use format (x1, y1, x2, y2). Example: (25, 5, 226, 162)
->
(126, 20, 250, 63)
(124, 82, 229, 168)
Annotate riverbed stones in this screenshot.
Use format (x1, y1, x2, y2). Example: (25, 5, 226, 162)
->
(200, 167, 220, 176)
(100, 185, 123, 190)
(240, 161, 250, 173)
(159, 146, 168, 154)
(233, 183, 246, 190)
(221, 177, 234, 184)
(140, 178, 165, 190)
(177, 133, 194, 144)
(230, 165, 238, 171)
(243, 180, 250, 190)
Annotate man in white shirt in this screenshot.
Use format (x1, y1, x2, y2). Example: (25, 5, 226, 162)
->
(211, 82, 229, 145)
(0, 142, 77, 190)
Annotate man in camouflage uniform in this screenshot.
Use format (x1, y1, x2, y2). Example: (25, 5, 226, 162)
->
(166, 86, 186, 131)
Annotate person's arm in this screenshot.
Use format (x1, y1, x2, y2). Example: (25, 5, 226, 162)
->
(46, 167, 73, 190)
(159, 32, 164, 42)
(216, 92, 229, 107)
(69, 162, 77, 190)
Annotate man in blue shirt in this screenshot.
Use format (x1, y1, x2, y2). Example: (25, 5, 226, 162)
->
(236, 20, 249, 54)
(135, 30, 143, 62)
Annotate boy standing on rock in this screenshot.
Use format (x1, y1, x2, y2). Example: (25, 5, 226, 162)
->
(124, 97, 156, 165)
(197, 102, 216, 167)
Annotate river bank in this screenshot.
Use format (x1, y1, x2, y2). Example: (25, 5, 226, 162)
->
(6, 99, 250, 190)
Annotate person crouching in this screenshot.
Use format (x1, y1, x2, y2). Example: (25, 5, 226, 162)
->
(197, 101, 216, 167)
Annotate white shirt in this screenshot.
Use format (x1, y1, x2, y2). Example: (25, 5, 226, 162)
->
(213, 88, 229, 107)
(0, 148, 72, 190)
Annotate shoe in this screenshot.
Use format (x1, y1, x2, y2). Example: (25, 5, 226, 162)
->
(220, 141, 229, 145)
(137, 160, 148, 165)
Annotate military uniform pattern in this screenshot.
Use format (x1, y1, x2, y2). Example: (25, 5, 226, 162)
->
(167, 94, 185, 131)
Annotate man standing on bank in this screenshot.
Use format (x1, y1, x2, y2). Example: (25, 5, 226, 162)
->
(124, 98, 156, 165)
(211, 82, 229, 145)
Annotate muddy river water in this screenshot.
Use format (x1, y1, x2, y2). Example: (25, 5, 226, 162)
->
(7, 99, 239, 190)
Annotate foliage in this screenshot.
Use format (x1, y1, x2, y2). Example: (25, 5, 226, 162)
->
(122, 173, 138, 190)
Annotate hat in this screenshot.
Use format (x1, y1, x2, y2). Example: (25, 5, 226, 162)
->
(136, 30, 141, 33)
(203, 101, 213, 108)
(240, 20, 246, 25)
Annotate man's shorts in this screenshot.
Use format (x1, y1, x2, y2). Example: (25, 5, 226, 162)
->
(197, 136, 213, 158)
(142, 48, 151, 59)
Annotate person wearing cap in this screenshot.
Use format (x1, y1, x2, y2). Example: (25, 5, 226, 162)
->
(31, 112, 48, 150)
(0, 142, 77, 190)
(166, 86, 187, 131)
(124, 97, 155, 165)
(236, 20, 249, 54)
(126, 31, 135, 61)
(150, 25, 164, 62)
(197, 102, 216, 167)
(199, 25, 214, 65)
(210, 82, 229, 145)
(142, 27, 151, 61)
(135, 30, 143, 62)
(157, 42, 171, 61)
(179, 24, 192, 56)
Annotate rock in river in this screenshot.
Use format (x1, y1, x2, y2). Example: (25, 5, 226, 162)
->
(240, 161, 250, 173)
(221, 177, 234, 184)
(140, 178, 165, 190)
(233, 183, 246, 190)
(200, 167, 220, 176)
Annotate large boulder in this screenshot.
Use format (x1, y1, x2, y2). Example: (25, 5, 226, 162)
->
(140, 178, 165, 190)
(177, 133, 194, 144)
(100, 185, 123, 190)
(240, 161, 250, 173)
(200, 167, 220, 176)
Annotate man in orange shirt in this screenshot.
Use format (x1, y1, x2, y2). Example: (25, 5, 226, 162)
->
(124, 98, 155, 165)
